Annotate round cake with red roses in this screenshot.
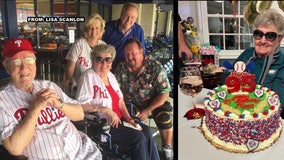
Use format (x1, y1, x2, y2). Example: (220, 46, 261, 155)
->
(202, 69, 282, 153)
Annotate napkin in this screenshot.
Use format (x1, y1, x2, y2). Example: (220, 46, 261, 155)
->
(184, 106, 205, 120)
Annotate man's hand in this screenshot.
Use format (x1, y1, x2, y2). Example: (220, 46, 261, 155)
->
(33, 89, 60, 111)
(137, 109, 151, 122)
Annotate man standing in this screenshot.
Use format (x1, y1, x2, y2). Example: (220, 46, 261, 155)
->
(103, 2, 145, 71)
(115, 38, 173, 160)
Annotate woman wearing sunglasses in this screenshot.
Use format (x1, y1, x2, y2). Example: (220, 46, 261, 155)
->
(62, 13, 106, 96)
(222, 9, 284, 116)
(75, 44, 160, 160)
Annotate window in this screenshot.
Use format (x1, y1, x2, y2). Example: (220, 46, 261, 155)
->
(199, 1, 253, 59)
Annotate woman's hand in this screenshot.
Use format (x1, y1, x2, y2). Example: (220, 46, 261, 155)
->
(127, 118, 136, 127)
(100, 107, 121, 128)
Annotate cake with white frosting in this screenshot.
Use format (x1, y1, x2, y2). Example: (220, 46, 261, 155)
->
(202, 70, 282, 153)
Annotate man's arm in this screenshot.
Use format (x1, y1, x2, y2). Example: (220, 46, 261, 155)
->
(2, 105, 41, 156)
(178, 21, 192, 59)
(58, 102, 84, 121)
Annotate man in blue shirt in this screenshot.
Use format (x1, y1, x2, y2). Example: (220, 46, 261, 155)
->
(103, 2, 145, 71)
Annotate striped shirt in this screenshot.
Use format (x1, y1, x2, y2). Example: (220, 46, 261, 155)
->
(0, 80, 102, 159)
(65, 38, 106, 86)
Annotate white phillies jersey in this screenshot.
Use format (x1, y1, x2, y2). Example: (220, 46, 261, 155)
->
(75, 69, 123, 107)
(75, 69, 123, 119)
(65, 38, 106, 86)
(0, 80, 102, 160)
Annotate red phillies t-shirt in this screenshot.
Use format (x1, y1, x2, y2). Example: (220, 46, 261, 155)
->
(106, 85, 122, 119)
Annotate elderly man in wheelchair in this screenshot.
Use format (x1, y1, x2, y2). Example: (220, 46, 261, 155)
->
(74, 44, 160, 160)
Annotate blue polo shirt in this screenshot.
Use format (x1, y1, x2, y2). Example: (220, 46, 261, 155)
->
(103, 19, 145, 68)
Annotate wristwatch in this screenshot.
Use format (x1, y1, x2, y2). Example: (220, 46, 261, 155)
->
(58, 99, 65, 110)
(147, 109, 152, 116)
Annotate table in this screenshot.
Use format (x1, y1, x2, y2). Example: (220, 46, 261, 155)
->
(178, 87, 284, 160)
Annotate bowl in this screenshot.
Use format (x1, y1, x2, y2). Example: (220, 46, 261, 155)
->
(201, 72, 223, 89)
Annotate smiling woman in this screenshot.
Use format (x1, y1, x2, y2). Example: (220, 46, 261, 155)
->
(222, 9, 284, 116)
(75, 43, 161, 160)
(61, 13, 106, 92)
(91, 44, 115, 75)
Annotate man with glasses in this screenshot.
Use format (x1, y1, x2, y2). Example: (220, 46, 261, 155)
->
(0, 38, 102, 159)
(222, 9, 284, 117)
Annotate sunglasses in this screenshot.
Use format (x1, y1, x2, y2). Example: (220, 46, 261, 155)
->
(253, 30, 279, 42)
(95, 57, 113, 63)
(6, 57, 36, 66)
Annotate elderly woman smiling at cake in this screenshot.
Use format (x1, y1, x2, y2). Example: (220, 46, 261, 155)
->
(222, 9, 284, 117)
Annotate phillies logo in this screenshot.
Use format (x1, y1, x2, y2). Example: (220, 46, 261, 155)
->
(14, 107, 65, 126)
(93, 85, 108, 99)
(78, 57, 89, 67)
(14, 40, 22, 47)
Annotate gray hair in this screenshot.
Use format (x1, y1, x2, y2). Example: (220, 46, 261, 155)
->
(91, 44, 116, 60)
(83, 13, 105, 39)
(120, 2, 139, 18)
(253, 9, 284, 35)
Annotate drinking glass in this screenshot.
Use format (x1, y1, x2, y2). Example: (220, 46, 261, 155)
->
(179, 66, 203, 111)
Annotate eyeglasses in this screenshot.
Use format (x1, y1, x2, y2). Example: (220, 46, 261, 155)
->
(94, 57, 113, 63)
(6, 57, 36, 66)
(253, 30, 280, 42)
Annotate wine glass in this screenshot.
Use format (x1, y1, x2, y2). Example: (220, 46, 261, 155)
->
(179, 66, 204, 119)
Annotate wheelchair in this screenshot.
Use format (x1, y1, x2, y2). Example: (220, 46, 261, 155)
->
(72, 112, 131, 160)
(0, 112, 129, 160)
(0, 145, 28, 160)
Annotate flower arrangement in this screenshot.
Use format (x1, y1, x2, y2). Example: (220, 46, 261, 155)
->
(199, 44, 220, 56)
(181, 17, 201, 60)
(190, 45, 200, 58)
(181, 16, 221, 69)
(181, 17, 197, 35)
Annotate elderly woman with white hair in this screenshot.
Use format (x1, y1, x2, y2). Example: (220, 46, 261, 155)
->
(222, 9, 284, 117)
(75, 44, 160, 160)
